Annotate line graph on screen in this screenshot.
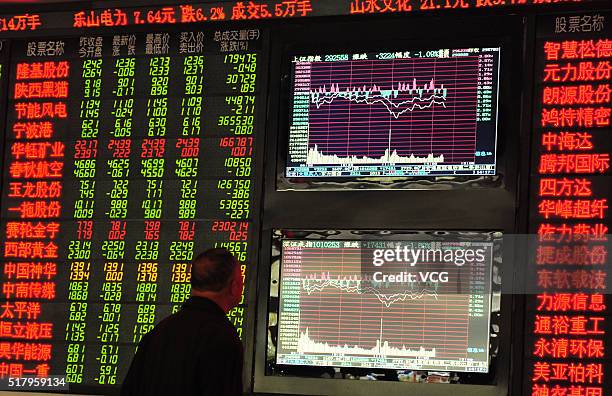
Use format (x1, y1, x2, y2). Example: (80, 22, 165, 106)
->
(286, 49, 500, 179)
(301, 271, 439, 308)
(305, 57, 479, 166)
(276, 243, 492, 370)
(310, 79, 448, 119)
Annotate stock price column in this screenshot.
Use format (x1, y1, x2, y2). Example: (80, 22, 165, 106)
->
(168, 33, 206, 313)
(65, 37, 103, 385)
(132, 35, 172, 347)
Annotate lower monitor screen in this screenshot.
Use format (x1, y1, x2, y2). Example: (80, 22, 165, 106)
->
(276, 239, 493, 373)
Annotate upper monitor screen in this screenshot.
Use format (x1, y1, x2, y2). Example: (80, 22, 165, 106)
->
(286, 47, 500, 178)
(276, 239, 493, 372)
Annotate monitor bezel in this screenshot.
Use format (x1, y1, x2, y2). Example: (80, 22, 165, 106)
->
(273, 231, 499, 374)
(258, 228, 509, 396)
(282, 46, 502, 185)
(274, 22, 519, 192)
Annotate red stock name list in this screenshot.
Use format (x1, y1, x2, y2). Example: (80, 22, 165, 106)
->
(0, 47, 69, 378)
(529, 33, 610, 396)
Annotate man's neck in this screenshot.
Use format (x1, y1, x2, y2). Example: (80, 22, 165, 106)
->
(190, 290, 231, 313)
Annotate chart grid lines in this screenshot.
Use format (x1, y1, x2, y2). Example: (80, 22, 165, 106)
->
(276, 240, 492, 372)
(287, 48, 500, 177)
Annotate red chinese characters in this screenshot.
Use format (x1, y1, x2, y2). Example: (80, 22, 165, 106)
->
(0, 342, 52, 361)
(12, 122, 54, 140)
(73, 9, 128, 28)
(536, 269, 607, 290)
(541, 107, 611, 128)
(534, 337, 605, 359)
(3, 262, 57, 281)
(532, 384, 603, 396)
(15, 62, 69, 80)
(544, 39, 612, 60)
(0, 14, 42, 32)
(537, 293, 607, 312)
(529, 35, 609, 395)
(14, 81, 69, 100)
(350, 0, 413, 14)
(232, 0, 313, 19)
(536, 245, 607, 266)
(1, 49, 69, 378)
(0, 362, 49, 379)
(14, 102, 68, 120)
(543, 61, 611, 83)
(532, 362, 604, 383)
(539, 154, 610, 174)
(539, 178, 593, 197)
(537, 199, 608, 220)
(541, 132, 594, 152)
(542, 84, 611, 106)
(537, 223, 608, 242)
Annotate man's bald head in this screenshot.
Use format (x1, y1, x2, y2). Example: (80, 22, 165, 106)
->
(191, 248, 238, 292)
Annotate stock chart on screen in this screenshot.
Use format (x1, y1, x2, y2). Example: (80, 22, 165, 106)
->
(286, 47, 500, 178)
(276, 239, 493, 372)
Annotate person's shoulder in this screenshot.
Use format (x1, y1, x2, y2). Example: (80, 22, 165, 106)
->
(219, 321, 243, 351)
(150, 304, 239, 343)
(195, 314, 241, 345)
(199, 315, 237, 337)
(154, 310, 181, 327)
(140, 309, 185, 339)
(197, 327, 242, 361)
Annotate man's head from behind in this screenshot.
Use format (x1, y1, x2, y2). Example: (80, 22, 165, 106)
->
(190, 248, 243, 312)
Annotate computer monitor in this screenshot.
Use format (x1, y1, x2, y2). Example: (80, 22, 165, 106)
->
(275, 234, 496, 373)
(285, 47, 500, 179)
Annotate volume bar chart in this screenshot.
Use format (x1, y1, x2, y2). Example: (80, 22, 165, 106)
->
(286, 48, 500, 178)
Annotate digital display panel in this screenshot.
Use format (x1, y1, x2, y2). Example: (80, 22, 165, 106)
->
(276, 238, 493, 372)
(286, 47, 500, 178)
(525, 12, 611, 396)
(0, 30, 264, 389)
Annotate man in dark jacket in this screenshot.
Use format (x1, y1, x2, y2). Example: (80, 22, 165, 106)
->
(121, 248, 244, 396)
